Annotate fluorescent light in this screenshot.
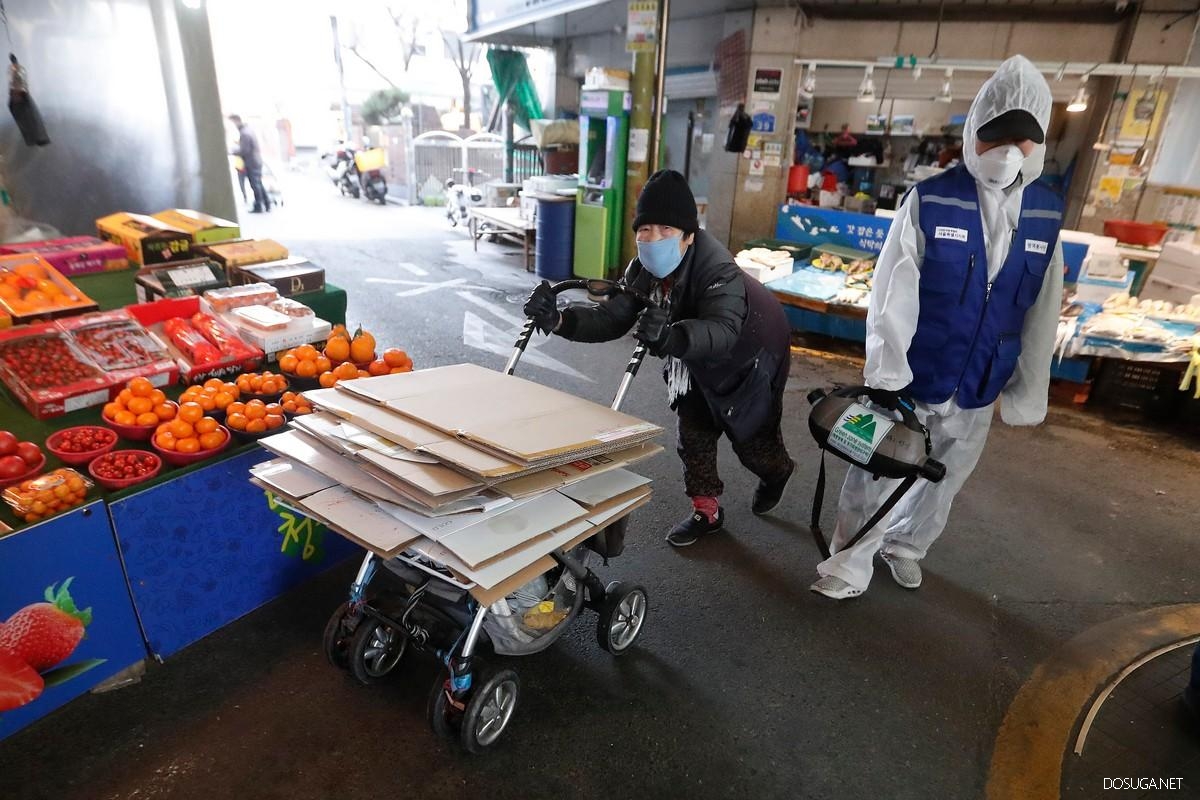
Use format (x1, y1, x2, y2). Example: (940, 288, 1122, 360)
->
(936, 69, 953, 103)
(1067, 82, 1089, 113)
(858, 66, 875, 103)
(803, 63, 817, 95)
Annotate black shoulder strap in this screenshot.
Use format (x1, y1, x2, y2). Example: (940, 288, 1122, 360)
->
(810, 451, 920, 561)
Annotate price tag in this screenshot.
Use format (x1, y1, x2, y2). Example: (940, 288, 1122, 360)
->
(169, 266, 219, 287)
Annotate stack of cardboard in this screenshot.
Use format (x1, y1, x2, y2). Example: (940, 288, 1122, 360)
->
(249, 363, 662, 605)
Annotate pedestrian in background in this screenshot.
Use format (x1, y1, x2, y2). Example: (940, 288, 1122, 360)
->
(228, 114, 271, 213)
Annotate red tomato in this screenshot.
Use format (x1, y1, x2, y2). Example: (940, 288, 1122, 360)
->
(15, 442, 41, 466)
(0, 431, 16, 457)
(0, 455, 25, 479)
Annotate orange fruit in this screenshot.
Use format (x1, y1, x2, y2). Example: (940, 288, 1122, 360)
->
(223, 382, 240, 399)
(279, 354, 299, 373)
(169, 420, 195, 440)
(136, 412, 159, 427)
(114, 410, 137, 426)
(350, 330, 376, 363)
(323, 337, 350, 362)
(213, 391, 234, 410)
(294, 344, 318, 361)
(102, 402, 122, 420)
(295, 406, 312, 415)
(118, 388, 133, 405)
(203, 378, 224, 391)
(155, 431, 177, 451)
(129, 377, 154, 398)
(175, 437, 201, 454)
(357, 370, 370, 379)
(367, 359, 389, 376)
(236, 375, 252, 392)
(382, 348, 408, 368)
(319, 371, 336, 388)
(389, 366, 412, 374)
(226, 412, 248, 431)
(314, 356, 332, 373)
(264, 413, 285, 430)
(226, 401, 246, 416)
(282, 400, 297, 413)
(127, 396, 154, 416)
(264, 402, 283, 416)
(334, 362, 358, 381)
(154, 402, 177, 420)
(149, 389, 167, 406)
(194, 394, 216, 411)
(295, 359, 317, 378)
(195, 417, 218, 435)
(244, 402, 266, 420)
(199, 431, 225, 450)
(201, 385, 219, 396)
(245, 418, 267, 434)
(178, 402, 204, 424)
(249, 375, 263, 392)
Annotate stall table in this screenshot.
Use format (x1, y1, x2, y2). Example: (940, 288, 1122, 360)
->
(469, 207, 535, 272)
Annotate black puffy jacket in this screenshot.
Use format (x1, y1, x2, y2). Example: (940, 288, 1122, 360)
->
(557, 230, 790, 435)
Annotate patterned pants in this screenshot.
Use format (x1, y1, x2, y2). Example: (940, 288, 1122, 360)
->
(675, 389, 792, 498)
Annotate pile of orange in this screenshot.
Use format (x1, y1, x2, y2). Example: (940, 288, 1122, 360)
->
(103, 377, 177, 428)
(278, 344, 332, 380)
(153, 404, 228, 453)
(318, 361, 370, 389)
(280, 391, 313, 416)
(225, 399, 286, 435)
(179, 378, 241, 413)
(314, 323, 413, 388)
(235, 371, 288, 397)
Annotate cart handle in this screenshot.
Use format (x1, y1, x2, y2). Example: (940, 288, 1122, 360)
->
(506, 278, 653, 411)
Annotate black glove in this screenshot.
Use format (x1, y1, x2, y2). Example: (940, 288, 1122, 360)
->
(869, 387, 915, 412)
(523, 280, 560, 334)
(634, 306, 684, 357)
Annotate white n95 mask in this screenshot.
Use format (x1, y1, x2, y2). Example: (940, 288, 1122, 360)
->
(975, 144, 1024, 189)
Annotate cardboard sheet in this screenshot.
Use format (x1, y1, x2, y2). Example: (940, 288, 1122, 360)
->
(257, 429, 416, 508)
(356, 449, 482, 498)
(557, 468, 651, 508)
(374, 495, 535, 542)
(249, 458, 338, 500)
(342, 364, 662, 464)
(298, 486, 422, 557)
(492, 442, 663, 498)
(437, 491, 587, 568)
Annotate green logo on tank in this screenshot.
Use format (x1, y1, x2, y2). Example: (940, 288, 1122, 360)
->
(842, 413, 877, 443)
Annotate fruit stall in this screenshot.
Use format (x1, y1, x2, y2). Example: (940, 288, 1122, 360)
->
(0, 210, 398, 740)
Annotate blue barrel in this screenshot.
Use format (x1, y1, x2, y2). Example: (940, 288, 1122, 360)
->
(535, 197, 575, 280)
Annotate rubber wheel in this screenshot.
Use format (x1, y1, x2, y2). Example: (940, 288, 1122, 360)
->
(459, 669, 520, 755)
(347, 618, 407, 685)
(426, 674, 459, 741)
(321, 602, 358, 670)
(596, 583, 648, 655)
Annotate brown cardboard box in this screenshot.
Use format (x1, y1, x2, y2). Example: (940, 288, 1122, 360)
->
(96, 212, 192, 266)
(233, 257, 325, 297)
(196, 239, 288, 271)
(151, 209, 241, 244)
(134, 259, 228, 303)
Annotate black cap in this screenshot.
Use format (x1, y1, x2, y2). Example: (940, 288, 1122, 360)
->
(977, 109, 1044, 144)
(632, 169, 699, 233)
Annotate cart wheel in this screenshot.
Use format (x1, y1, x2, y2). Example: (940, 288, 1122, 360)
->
(347, 619, 407, 685)
(426, 674, 460, 741)
(321, 601, 359, 670)
(460, 669, 520, 754)
(596, 583, 648, 655)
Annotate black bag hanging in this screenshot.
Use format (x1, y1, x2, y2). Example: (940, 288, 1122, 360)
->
(724, 102, 752, 153)
(8, 54, 48, 147)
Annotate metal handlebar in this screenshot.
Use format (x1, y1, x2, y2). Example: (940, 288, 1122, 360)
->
(505, 279, 654, 411)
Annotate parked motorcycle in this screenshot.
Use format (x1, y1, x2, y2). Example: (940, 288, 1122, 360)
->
(445, 167, 488, 227)
(321, 140, 388, 204)
(321, 143, 359, 198)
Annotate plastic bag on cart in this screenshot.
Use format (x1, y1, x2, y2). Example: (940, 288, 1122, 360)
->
(484, 547, 591, 656)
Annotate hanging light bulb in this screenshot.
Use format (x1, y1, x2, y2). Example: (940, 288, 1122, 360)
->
(802, 63, 817, 95)
(936, 69, 953, 103)
(857, 66, 876, 103)
(1067, 80, 1089, 113)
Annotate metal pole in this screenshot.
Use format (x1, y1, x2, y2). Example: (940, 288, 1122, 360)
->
(648, 0, 670, 173)
(683, 110, 694, 181)
(330, 16, 354, 142)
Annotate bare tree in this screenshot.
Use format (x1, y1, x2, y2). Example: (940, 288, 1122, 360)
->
(442, 31, 481, 127)
(385, 5, 423, 71)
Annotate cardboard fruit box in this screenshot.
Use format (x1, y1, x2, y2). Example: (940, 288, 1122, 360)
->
(0, 254, 99, 324)
(96, 212, 193, 266)
(56, 309, 179, 394)
(127, 296, 263, 385)
(232, 256, 325, 297)
(194, 239, 288, 273)
(152, 209, 241, 245)
(134, 258, 228, 303)
(0, 236, 129, 277)
(0, 322, 115, 419)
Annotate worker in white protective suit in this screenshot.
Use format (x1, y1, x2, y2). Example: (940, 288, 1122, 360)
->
(811, 55, 1065, 600)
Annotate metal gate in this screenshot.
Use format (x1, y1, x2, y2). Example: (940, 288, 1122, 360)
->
(411, 131, 464, 204)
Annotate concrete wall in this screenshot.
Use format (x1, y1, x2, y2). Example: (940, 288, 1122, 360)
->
(0, 0, 234, 237)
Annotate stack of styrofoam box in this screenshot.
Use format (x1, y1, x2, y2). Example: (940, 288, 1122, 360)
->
(735, 248, 795, 284)
(1142, 240, 1200, 305)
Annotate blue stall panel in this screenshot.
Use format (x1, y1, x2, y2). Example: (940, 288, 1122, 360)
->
(0, 501, 145, 741)
(110, 449, 360, 659)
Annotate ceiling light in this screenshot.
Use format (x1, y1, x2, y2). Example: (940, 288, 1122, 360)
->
(913, 66, 923, 80)
(802, 63, 817, 95)
(857, 66, 875, 103)
(1067, 81, 1089, 113)
(936, 69, 953, 103)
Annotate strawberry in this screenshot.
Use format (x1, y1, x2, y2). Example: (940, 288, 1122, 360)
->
(0, 578, 93, 672)
(0, 651, 44, 712)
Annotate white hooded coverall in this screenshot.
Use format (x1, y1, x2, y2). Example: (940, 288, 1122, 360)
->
(817, 56, 1065, 591)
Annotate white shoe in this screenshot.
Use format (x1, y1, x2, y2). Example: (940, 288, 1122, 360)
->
(810, 576, 864, 600)
(881, 551, 922, 589)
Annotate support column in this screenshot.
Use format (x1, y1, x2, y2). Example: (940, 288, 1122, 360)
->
(622, 50, 655, 266)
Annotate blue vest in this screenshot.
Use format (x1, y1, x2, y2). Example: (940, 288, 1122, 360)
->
(906, 164, 1063, 408)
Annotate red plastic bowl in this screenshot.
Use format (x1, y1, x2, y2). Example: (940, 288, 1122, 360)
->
(1103, 219, 1168, 247)
(150, 424, 231, 467)
(87, 450, 163, 491)
(104, 402, 179, 442)
(45, 426, 118, 466)
(0, 452, 46, 489)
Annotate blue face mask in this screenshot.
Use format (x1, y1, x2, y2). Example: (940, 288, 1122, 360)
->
(636, 235, 686, 278)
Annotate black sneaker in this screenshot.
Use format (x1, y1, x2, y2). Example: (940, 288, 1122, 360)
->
(666, 507, 724, 547)
(752, 460, 794, 515)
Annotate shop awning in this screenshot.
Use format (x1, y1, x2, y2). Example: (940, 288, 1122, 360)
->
(465, 0, 611, 43)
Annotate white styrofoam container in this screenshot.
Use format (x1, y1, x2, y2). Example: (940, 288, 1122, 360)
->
(1151, 240, 1200, 285)
(1140, 273, 1200, 306)
(740, 262, 794, 285)
(1073, 271, 1134, 305)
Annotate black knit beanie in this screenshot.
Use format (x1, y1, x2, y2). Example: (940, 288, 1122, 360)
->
(632, 169, 698, 233)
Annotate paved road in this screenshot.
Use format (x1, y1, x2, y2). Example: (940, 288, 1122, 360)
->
(3, 166, 1197, 800)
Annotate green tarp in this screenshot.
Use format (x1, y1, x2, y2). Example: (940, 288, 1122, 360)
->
(487, 49, 543, 131)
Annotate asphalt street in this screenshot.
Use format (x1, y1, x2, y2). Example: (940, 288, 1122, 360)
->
(2, 164, 1197, 800)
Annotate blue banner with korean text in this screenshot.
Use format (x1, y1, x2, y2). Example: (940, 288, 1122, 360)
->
(774, 205, 893, 254)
